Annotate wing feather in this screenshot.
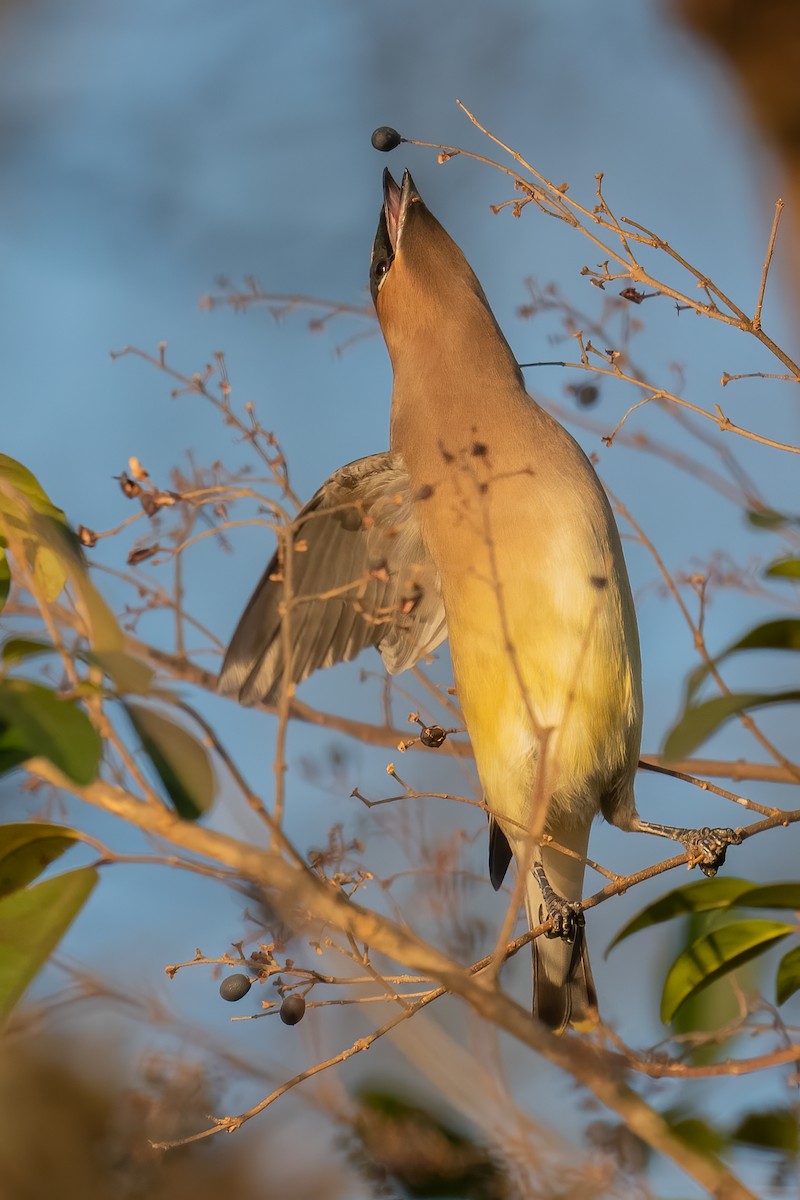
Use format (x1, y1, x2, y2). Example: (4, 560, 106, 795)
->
(219, 451, 447, 704)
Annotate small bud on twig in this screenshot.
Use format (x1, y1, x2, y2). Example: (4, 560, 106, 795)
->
(77, 525, 98, 548)
(128, 456, 149, 480)
(117, 472, 141, 499)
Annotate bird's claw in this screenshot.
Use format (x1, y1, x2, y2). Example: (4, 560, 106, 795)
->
(682, 827, 742, 877)
(533, 861, 585, 942)
(542, 897, 585, 943)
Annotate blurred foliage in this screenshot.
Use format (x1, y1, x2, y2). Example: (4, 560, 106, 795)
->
(732, 1108, 799, 1160)
(667, 1104, 800, 1193)
(665, 609, 800, 759)
(664, 511, 800, 759)
(0, 1031, 345, 1199)
(345, 1089, 518, 1200)
(674, 0, 800, 273)
(0, 456, 218, 1019)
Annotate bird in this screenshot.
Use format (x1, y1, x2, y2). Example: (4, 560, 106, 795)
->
(220, 168, 739, 1031)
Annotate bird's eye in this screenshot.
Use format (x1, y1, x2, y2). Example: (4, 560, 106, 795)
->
(373, 256, 393, 279)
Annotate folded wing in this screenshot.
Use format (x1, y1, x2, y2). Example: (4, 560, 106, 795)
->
(218, 452, 447, 705)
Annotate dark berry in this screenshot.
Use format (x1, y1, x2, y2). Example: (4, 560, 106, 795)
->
(280, 994, 306, 1025)
(576, 384, 599, 407)
(219, 973, 251, 1002)
(371, 126, 402, 152)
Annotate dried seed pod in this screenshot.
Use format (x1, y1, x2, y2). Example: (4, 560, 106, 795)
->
(128, 456, 149, 480)
(127, 544, 161, 566)
(118, 472, 141, 499)
(77, 525, 98, 548)
(420, 725, 446, 749)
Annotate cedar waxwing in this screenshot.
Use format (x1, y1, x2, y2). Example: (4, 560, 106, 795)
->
(220, 170, 739, 1031)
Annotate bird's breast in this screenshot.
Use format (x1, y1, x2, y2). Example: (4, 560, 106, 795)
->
(394, 398, 642, 815)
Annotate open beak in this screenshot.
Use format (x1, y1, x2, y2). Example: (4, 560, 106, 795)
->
(382, 168, 420, 253)
(371, 169, 422, 307)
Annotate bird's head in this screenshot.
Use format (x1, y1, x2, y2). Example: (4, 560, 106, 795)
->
(371, 169, 476, 307)
(370, 170, 519, 380)
(370, 170, 477, 329)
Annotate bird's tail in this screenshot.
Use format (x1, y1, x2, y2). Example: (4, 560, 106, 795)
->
(530, 918, 597, 1033)
(524, 834, 598, 1034)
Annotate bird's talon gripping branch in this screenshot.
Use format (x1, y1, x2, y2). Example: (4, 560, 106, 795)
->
(546, 900, 585, 943)
(534, 863, 585, 943)
(681, 826, 742, 877)
(623, 818, 742, 879)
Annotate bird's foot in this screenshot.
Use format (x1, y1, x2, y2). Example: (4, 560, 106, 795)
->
(628, 818, 743, 878)
(680, 826, 743, 877)
(544, 898, 585, 942)
(533, 863, 584, 943)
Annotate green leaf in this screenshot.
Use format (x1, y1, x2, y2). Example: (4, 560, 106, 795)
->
(606, 878, 754, 954)
(736, 883, 800, 910)
(0, 455, 72, 530)
(731, 1108, 799, 1157)
(66, 567, 123, 655)
(25, 510, 122, 654)
(0, 823, 82, 899)
(0, 455, 73, 602)
(0, 866, 97, 1022)
(0, 680, 102, 785)
(1, 638, 53, 666)
(766, 557, 800, 580)
(663, 689, 800, 759)
(686, 619, 800, 700)
(0, 548, 9, 614)
(670, 912, 765, 1047)
(661, 919, 795, 1023)
(666, 1113, 727, 1157)
(85, 650, 154, 695)
(0, 721, 29, 776)
(124, 702, 214, 820)
(746, 507, 800, 530)
(32, 544, 67, 601)
(776, 945, 800, 1005)
(0, 455, 122, 653)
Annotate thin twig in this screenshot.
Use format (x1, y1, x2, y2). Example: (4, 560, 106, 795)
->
(753, 198, 783, 333)
(638, 759, 781, 818)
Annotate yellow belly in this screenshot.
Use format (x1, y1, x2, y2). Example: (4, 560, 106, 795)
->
(444, 554, 637, 834)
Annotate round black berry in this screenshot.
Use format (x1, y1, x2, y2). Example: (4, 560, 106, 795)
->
(219, 973, 251, 1002)
(371, 126, 402, 152)
(576, 384, 599, 407)
(280, 994, 306, 1025)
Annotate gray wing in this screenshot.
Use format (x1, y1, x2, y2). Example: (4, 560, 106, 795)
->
(218, 451, 447, 705)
